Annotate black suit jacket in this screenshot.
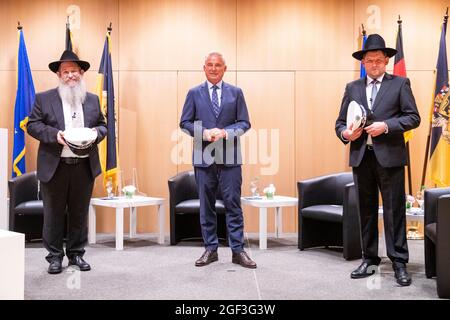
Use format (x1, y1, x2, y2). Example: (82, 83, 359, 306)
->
(27, 88, 107, 183)
(335, 74, 420, 168)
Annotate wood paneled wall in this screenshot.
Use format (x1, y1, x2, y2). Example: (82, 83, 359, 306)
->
(1, 0, 448, 234)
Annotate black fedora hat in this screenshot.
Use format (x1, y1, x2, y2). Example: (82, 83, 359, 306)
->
(352, 34, 397, 60)
(48, 50, 90, 73)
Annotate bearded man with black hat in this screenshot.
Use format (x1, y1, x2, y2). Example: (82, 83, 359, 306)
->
(27, 50, 107, 274)
(335, 34, 420, 286)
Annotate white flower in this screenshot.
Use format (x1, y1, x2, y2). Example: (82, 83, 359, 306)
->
(263, 184, 276, 194)
(122, 185, 137, 194)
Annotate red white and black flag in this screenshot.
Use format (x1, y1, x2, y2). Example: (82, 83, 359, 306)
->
(393, 18, 406, 77)
(393, 17, 413, 143)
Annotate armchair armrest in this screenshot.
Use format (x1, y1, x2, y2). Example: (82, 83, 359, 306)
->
(8, 171, 39, 230)
(437, 195, 450, 298)
(298, 176, 337, 209)
(342, 182, 362, 260)
(424, 187, 450, 225)
(168, 171, 198, 208)
(297, 172, 353, 208)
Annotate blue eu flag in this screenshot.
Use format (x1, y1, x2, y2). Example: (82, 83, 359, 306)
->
(12, 29, 35, 177)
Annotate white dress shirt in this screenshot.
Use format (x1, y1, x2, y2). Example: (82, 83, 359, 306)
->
(365, 74, 384, 146)
(61, 100, 87, 158)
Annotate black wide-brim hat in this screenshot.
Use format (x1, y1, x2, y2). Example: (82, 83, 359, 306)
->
(352, 34, 397, 60)
(48, 50, 90, 73)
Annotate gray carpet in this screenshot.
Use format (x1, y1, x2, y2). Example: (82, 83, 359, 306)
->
(24, 233, 439, 300)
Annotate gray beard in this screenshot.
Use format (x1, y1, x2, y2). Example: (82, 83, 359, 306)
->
(58, 78, 87, 107)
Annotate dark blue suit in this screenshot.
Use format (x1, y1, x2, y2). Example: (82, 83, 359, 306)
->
(180, 81, 250, 252)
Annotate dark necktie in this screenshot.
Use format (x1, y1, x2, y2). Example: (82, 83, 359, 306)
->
(212, 85, 220, 118)
(370, 80, 378, 109)
(367, 79, 379, 146)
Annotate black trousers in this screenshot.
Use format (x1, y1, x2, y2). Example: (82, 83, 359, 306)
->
(40, 158, 94, 262)
(353, 148, 409, 267)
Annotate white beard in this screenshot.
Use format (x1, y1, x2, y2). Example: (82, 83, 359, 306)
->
(58, 77, 87, 107)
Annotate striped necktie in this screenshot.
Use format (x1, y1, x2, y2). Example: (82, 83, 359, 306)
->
(211, 85, 220, 118)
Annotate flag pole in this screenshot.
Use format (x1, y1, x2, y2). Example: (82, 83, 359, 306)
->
(421, 8, 448, 187)
(397, 15, 413, 195)
(17, 21, 22, 30)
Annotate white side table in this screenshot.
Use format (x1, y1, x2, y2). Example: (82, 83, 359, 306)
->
(0, 230, 24, 299)
(241, 195, 298, 249)
(89, 196, 165, 250)
(406, 207, 425, 240)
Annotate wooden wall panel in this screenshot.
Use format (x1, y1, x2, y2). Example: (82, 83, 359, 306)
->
(237, 0, 354, 70)
(0, 71, 17, 177)
(0, 4, 9, 70)
(354, 0, 449, 71)
(119, 0, 237, 71)
(1, 0, 448, 236)
(0, 0, 119, 72)
(295, 71, 354, 181)
(116, 71, 178, 233)
(237, 72, 296, 233)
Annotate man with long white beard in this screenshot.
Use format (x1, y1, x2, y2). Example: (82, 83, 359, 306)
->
(27, 50, 107, 274)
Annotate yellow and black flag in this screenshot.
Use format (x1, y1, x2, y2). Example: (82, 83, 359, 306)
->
(429, 13, 450, 187)
(96, 25, 119, 191)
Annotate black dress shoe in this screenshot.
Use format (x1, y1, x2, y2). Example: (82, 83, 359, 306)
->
(350, 262, 378, 279)
(394, 267, 412, 286)
(195, 250, 218, 267)
(68, 256, 91, 271)
(48, 260, 63, 274)
(232, 251, 257, 269)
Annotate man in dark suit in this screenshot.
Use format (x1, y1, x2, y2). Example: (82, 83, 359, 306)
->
(180, 52, 256, 268)
(335, 34, 420, 286)
(27, 50, 107, 274)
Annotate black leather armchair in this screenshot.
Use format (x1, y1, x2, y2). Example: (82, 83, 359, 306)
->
(168, 170, 227, 245)
(424, 188, 450, 299)
(8, 171, 44, 241)
(297, 172, 362, 260)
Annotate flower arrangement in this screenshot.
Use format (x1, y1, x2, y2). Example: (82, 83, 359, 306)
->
(122, 185, 137, 198)
(405, 194, 415, 210)
(263, 184, 276, 200)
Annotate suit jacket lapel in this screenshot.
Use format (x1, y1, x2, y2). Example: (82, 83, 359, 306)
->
(201, 81, 216, 118)
(356, 78, 369, 111)
(50, 89, 65, 130)
(82, 98, 91, 127)
(216, 82, 227, 119)
(372, 73, 392, 112)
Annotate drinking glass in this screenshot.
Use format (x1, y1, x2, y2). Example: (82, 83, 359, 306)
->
(416, 190, 424, 211)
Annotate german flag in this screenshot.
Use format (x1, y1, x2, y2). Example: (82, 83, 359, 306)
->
(393, 18, 413, 143)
